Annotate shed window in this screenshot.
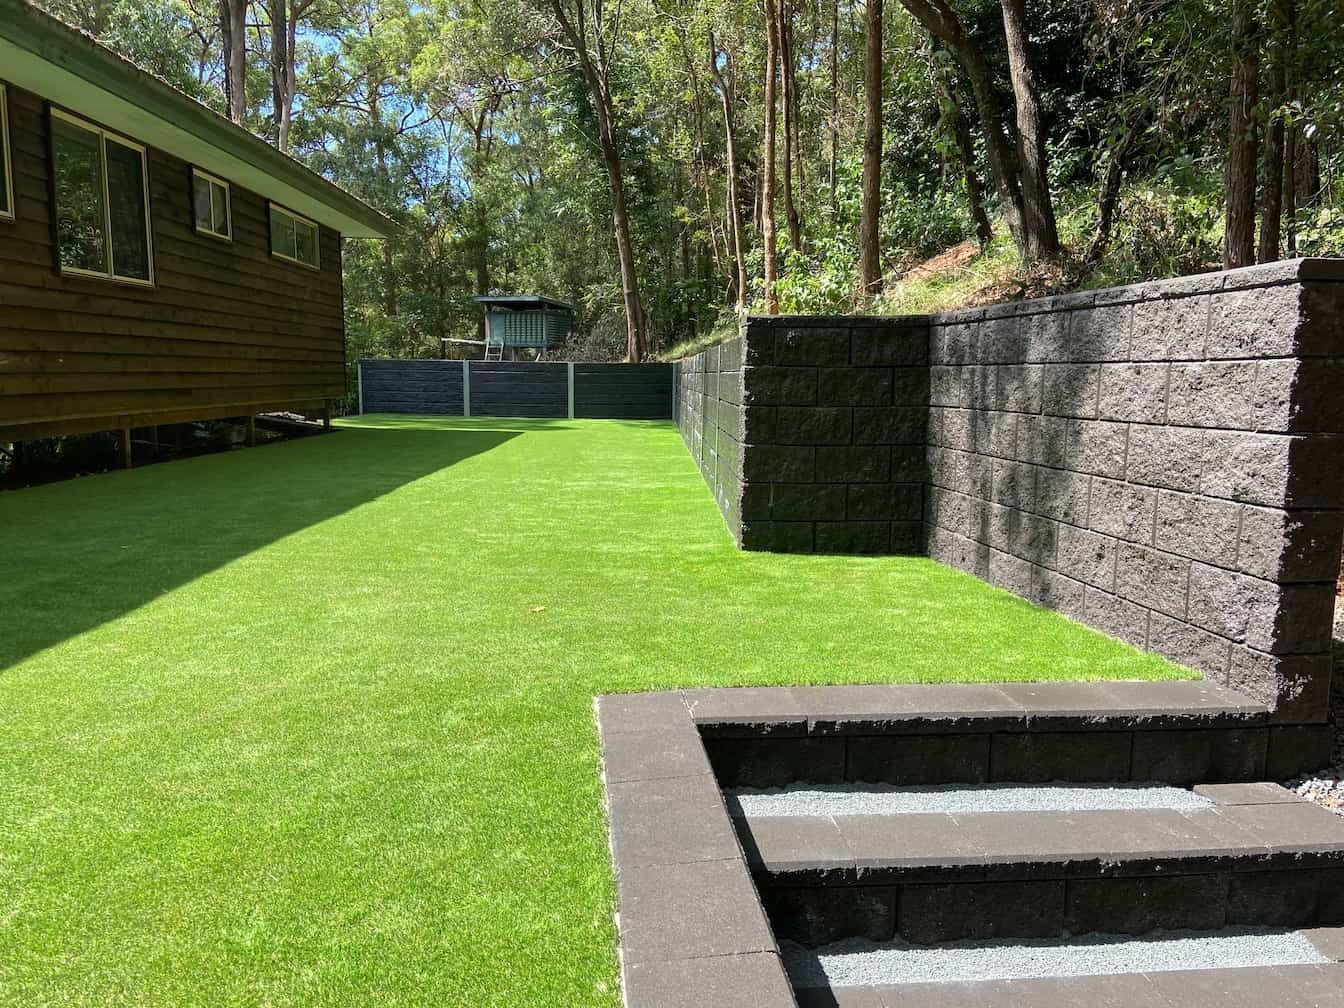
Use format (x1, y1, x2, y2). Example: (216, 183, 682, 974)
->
(192, 169, 231, 240)
(269, 203, 319, 269)
(51, 110, 153, 284)
(0, 83, 13, 222)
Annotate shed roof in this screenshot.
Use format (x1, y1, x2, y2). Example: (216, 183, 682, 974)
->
(0, 0, 396, 239)
(474, 295, 575, 313)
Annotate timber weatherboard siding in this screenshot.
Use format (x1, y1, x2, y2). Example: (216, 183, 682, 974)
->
(0, 83, 346, 441)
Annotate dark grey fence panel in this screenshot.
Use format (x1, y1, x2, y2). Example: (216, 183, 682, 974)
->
(469, 362, 569, 418)
(360, 360, 464, 415)
(573, 363, 673, 419)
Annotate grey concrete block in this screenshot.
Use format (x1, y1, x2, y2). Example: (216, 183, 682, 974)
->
(1147, 613, 1232, 678)
(1266, 724, 1335, 778)
(900, 880, 1066, 943)
(1017, 414, 1068, 468)
(990, 731, 1133, 783)
(852, 407, 926, 444)
(770, 484, 848, 522)
(1064, 419, 1129, 478)
(745, 366, 818, 406)
(815, 521, 894, 555)
(814, 446, 890, 483)
(846, 733, 992, 786)
(1023, 310, 1070, 362)
(1199, 431, 1295, 506)
(928, 406, 974, 451)
(995, 507, 1059, 567)
(1083, 587, 1150, 648)
(934, 322, 977, 366)
(1098, 363, 1170, 422)
(989, 548, 1036, 597)
(993, 364, 1044, 413)
(891, 521, 923, 553)
(1131, 294, 1210, 360)
(616, 859, 777, 962)
(704, 737, 846, 788)
(819, 367, 894, 406)
(981, 316, 1028, 363)
(976, 410, 1018, 459)
(1229, 649, 1333, 723)
(1125, 425, 1203, 492)
(1207, 283, 1303, 358)
(1037, 469, 1092, 525)
(1041, 364, 1100, 418)
(607, 775, 742, 869)
(1228, 870, 1326, 928)
(742, 445, 816, 483)
(1089, 478, 1156, 543)
(1069, 305, 1132, 362)
(1057, 525, 1118, 589)
(1130, 727, 1268, 784)
(991, 459, 1036, 510)
(763, 885, 896, 945)
(1034, 569, 1087, 619)
(1167, 361, 1258, 428)
(891, 445, 927, 482)
(739, 521, 815, 553)
(1187, 562, 1269, 645)
(623, 952, 796, 1008)
(852, 326, 929, 366)
(1065, 875, 1229, 936)
(1238, 506, 1344, 582)
(930, 365, 968, 408)
(1154, 490, 1242, 564)
(891, 366, 930, 405)
(1115, 544, 1190, 619)
(742, 405, 777, 443)
(776, 326, 851, 366)
(848, 484, 923, 522)
(776, 407, 853, 445)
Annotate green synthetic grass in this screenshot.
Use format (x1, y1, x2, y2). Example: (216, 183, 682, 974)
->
(0, 416, 1188, 1007)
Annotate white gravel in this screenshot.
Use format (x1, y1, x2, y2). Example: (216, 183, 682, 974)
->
(783, 930, 1329, 988)
(727, 783, 1214, 817)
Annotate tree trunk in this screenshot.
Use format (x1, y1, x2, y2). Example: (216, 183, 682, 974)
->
(1000, 0, 1059, 262)
(763, 0, 781, 314)
(780, 0, 802, 252)
(928, 44, 992, 246)
(829, 0, 840, 212)
(548, 0, 648, 360)
(1223, 0, 1260, 269)
(899, 0, 1026, 251)
(221, 0, 246, 123)
(859, 0, 883, 296)
(1086, 126, 1136, 267)
(710, 30, 749, 313)
(1258, 0, 1291, 262)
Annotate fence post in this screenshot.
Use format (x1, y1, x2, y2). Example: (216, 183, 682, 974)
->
(567, 362, 575, 420)
(357, 360, 364, 415)
(463, 359, 471, 418)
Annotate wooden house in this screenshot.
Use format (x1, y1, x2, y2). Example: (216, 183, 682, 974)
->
(0, 0, 395, 458)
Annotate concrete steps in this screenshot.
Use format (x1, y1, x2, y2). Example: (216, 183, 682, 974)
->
(735, 785, 1344, 947)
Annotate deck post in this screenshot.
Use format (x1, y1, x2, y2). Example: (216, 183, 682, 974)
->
(246, 415, 256, 446)
(463, 360, 472, 418)
(322, 406, 332, 430)
(567, 362, 575, 419)
(119, 427, 132, 469)
(357, 361, 365, 415)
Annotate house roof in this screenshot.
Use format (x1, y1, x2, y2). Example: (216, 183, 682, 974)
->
(474, 295, 576, 313)
(0, 0, 396, 239)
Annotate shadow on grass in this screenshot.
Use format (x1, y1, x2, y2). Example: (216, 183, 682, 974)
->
(0, 421, 521, 671)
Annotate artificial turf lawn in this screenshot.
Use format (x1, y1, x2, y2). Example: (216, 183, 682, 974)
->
(0, 416, 1189, 1007)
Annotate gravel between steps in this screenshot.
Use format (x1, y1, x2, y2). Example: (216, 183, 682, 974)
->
(727, 784, 1213, 817)
(784, 930, 1328, 988)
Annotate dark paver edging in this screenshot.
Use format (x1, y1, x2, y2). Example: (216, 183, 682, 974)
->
(595, 680, 1277, 1008)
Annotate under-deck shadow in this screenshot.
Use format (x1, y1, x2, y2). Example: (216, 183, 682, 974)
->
(0, 422, 521, 671)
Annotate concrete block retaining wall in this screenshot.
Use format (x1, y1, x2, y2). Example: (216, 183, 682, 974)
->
(674, 338, 745, 540)
(674, 260, 1344, 724)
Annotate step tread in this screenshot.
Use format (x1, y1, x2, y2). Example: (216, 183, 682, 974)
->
(799, 963, 1344, 1008)
(738, 793, 1344, 879)
(686, 681, 1268, 737)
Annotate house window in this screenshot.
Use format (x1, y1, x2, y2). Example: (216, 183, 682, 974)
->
(269, 203, 319, 269)
(192, 169, 231, 241)
(0, 83, 13, 222)
(50, 110, 153, 284)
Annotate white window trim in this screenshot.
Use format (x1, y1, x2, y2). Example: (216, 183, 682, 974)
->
(50, 107, 155, 288)
(191, 167, 232, 242)
(0, 83, 15, 223)
(268, 201, 321, 271)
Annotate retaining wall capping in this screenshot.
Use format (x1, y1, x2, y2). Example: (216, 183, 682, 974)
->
(672, 259, 1344, 731)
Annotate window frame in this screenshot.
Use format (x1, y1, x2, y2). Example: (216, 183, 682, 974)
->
(268, 201, 320, 271)
(190, 167, 232, 243)
(49, 107, 155, 288)
(0, 83, 14, 223)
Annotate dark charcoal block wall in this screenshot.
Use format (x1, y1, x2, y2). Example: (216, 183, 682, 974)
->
(736, 316, 930, 554)
(675, 338, 745, 540)
(925, 260, 1344, 724)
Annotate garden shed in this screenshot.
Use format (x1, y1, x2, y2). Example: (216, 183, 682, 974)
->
(475, 295, 575, 360)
